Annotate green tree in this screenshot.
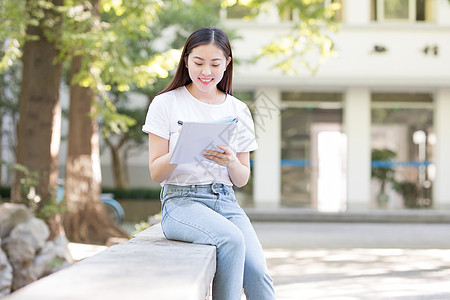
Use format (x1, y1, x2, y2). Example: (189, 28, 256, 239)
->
(103, 104, 146, 189)
(0, 0, 25, 73)
(0, 0, 174, 243)
(222, 0, 341, 74)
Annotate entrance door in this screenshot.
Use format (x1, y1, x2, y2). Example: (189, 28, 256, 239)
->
(311, 123, 347, 212)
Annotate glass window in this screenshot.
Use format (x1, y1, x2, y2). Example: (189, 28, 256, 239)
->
(371, 93, 433, 209)
(384, 0, 409, 20)
(281, 92, 345, 211)
(371, 0, 432, 22)
(281, 108, 313, 208)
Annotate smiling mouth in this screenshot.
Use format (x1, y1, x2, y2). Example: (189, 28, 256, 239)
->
(199, 78, 213, 84)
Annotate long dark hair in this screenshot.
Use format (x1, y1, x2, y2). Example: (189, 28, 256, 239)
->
(158, 27, 233, 96)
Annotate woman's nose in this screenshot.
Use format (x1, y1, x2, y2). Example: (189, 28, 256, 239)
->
(202, 66, 211, 75)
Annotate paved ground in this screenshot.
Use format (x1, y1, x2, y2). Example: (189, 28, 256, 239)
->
(70, 222, 450, 300)
(252, 222, 450, 300)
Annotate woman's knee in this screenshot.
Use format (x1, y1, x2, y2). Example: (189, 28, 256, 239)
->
(244, 250, 270, 280)
(218, 228, 246, 255)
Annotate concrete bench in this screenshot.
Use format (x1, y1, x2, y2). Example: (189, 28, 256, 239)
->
(5, 224, 216, 300)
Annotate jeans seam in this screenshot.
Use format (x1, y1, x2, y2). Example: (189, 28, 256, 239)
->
(164, 210, 218, 246)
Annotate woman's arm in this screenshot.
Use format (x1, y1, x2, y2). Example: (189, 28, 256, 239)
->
(203, 146, 251, 188)
(148, 133, 178, 183)
(227, 151, 251, 188)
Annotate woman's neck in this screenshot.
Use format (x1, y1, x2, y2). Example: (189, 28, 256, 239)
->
(186, 84, 225, 105)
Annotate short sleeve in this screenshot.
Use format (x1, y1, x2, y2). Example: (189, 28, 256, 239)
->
(236, 104, 258, 152)
(142, 94, 170, 140)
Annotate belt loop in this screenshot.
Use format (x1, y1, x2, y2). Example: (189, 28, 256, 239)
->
(224, 184, 229, 195)
(159, 185, 165, 200)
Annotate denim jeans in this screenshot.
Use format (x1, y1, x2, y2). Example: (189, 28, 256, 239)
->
(160, 183, 276, 300)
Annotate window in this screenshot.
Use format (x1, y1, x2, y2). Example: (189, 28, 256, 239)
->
(280, 0, 343, 22)
(371, 0, 433, 22)
(225, 3, 252, 19)
(371, 93, 434, 209)
(281, 92, 345, 211)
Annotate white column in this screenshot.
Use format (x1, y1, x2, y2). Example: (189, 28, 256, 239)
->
(344, 88, 371, 210)
(252, 88, 281, 208)
(433, 89, 450, 209)
(344, 0, 371, 25)
(435, 0, 450, 25)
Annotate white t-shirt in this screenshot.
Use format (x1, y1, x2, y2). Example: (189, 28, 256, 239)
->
(142, 86, 258, 186)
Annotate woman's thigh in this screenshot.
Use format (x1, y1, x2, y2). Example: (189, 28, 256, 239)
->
(161, 197, 242, 246)
(216, 200, 268, 269)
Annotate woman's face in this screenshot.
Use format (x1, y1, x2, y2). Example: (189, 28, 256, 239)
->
(186, 44, 230, 96)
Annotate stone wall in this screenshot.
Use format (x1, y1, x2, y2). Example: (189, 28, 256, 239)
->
(0, 203, 73, 296)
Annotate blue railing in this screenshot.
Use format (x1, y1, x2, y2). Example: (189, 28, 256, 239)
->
(371, 161, 432, 168)
(281, 159, 311, 167)
(251, 160, 432, 168)
(56, 185, 125, 225)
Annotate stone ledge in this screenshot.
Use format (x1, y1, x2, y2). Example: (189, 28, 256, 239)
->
(245, 208, 450, 223)
(5, 224, 216, 300)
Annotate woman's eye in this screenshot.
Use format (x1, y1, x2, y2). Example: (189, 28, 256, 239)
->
(212, 64, 220, 67)
(194, 62, 202, 66)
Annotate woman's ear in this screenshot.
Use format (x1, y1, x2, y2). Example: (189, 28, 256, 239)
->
(226, 56, 232, 67)
(184, 56, 189, 68)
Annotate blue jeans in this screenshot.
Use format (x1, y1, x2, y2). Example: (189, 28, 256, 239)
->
(160, 183, 276, 300)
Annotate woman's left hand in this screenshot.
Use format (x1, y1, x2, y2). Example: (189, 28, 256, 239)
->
(202, 145, 239, 168)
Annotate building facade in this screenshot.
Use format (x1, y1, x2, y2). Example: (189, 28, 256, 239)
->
(222, 0, 450, 211)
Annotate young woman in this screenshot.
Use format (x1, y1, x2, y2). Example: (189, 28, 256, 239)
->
(142, 27, 276, 300)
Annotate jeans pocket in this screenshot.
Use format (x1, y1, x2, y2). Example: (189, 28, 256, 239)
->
(161, 196, 194, 227)
(162, 188, 190, 202)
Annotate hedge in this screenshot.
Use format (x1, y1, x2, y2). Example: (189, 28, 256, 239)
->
(0, 187, 161, 201)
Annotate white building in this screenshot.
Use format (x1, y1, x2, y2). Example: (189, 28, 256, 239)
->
(82, 0, 450, 211)
(221, 0, 450, 211)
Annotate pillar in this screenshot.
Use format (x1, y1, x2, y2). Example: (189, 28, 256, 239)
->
(252, 88, 281, 208)
(433, 89, 450, 209)
(344, 0, 371, 25)
(344, 88, 371, 210)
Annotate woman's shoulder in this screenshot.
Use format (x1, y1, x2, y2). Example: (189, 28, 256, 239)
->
(227, 94, 250, 109)
(154, 87, 184, 101)
(151, 87, 185, 107)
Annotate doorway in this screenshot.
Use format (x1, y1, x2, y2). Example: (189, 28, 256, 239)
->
(311, 123, 347, 212)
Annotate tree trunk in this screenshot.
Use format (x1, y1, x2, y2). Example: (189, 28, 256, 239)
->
(0, 106, 3, 186)
(12, 0, 64, 238)
(105, 137, 129, 189)
(63, 55, 128, 244)
(121, 147, 131, 188)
